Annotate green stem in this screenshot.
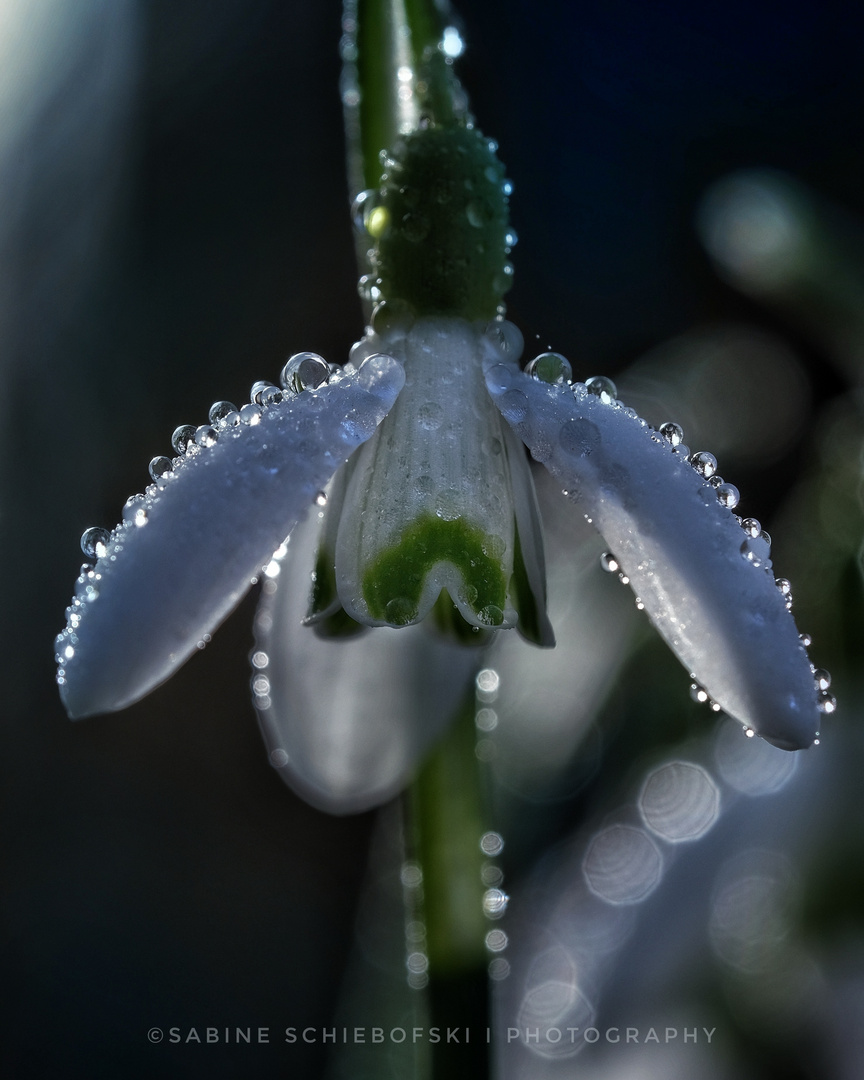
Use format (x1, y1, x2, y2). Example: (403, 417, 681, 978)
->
(348, 0, 462, 191)
(408, 695, 491, 1078)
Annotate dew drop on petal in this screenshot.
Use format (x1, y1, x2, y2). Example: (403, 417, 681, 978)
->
(385, 596, 417, 625)
(121, 494, 145, 522)
(208, 400, 239, 426)
(813, 667, 831, 691)
(818, 692, 837, 714)
(741, 517, 762, 538)
(250, 380, 275, 404)
(148, 456, 173, 482)
(280, 354, 330, 395)
(484, 319, 523, 359)
(690, 451, 718, 478)
(239, 403, 262, 425)
(499, 388, 529, 423)
(80, 526, 110, 560)
(194, 425, 218, 448)
(559, 417, 601, 458)
(171, 424, 197, 454)
(740, 535, 770, 567)
(525, 351, 572, 385)
(659, 421, 684, 446)
(715, 483, 740, 509)
(799, 631, 813, 648)
(479, 604, 505, 626)
(585, 375, 617, 403)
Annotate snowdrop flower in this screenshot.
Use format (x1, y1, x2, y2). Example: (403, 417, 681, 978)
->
(55, 7, 830, 813)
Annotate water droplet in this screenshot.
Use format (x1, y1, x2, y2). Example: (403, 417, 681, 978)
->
(194, 424, 218, 448)
(385, 596, 417, 625)
(80, 526, 110, 560)
(171, 424, 197, 454)
(715, 483, 740, 509)
(799, 631, 813, 648)
(149, 456, 173, 482)
(240, 403, 262, 425)
(818, 692, 837, 714)
(258, 384, 283, 407)
(775, 577, 792, 596)
(250, 380, 276, 404)
(690, 682, 710, 704)
(761, 530, 772, 548)
(504, 228, 518, 248)
(499, 388, 528, 423)
(559, 417, 601, 457)
(357, 274, 382, 303)
(350, 188, 379, 233)
(483, 319, 523, 358)
(690, 451, 718, 478)
(525, 351, 572, 385)
(740, 535, 769, 567)
(741, 517, 762, 538)
(466, 201, 487, 228)
(480, 831, 504, 856)
(478, 605, 504, 626)
(659, 421, 684, 446)
(744, 727, 755, 738)
(585, 375, 617, 403)
(600, 551, 619, 573)
(502, 179, 513, 197)
(122, 494, 145, 522)
(813, 667, 831, 691)
(483, 887, 509, 918)
(208, 400, 239, 426)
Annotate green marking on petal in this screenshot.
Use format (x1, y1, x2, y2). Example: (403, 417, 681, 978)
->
(362, 513, 508, 627)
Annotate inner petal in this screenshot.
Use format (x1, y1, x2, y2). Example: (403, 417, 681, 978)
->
(335, 316, 518, 630)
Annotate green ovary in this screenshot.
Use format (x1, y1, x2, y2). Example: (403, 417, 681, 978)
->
(362, 514, 508, 626)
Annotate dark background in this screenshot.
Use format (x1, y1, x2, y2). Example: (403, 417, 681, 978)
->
(2, 1, 862, 1076)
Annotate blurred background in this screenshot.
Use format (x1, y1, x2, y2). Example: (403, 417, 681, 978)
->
(2, 0, 863, 1076)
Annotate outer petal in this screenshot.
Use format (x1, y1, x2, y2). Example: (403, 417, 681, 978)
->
(484, 358, 822, 750)
(56, 355, 404, 718)
(252, 509, 480, 814)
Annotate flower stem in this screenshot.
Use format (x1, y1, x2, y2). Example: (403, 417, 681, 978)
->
(408, 692, 491, 1077)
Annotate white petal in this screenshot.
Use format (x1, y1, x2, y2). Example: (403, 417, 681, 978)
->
(252, 510, 479, 814)
(485, 359, 821, 750)
(57, 356, 404, 718)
